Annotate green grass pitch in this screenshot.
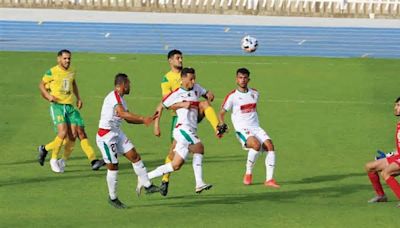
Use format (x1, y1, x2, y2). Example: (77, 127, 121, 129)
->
(1, 51, 400, 227)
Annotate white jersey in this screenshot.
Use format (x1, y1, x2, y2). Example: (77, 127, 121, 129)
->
(162, 84, 207, 130)
(222, 88, 260, 130)
(98, 90, 128, 131)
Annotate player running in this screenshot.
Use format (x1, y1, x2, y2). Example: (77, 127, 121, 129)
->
(365, 97, 400, 207)
(144, 67, 213, 194)
(153, 49, 226, 196)
(37, 49, 104, 172)
(218, 68, 280, 188)
(96, 73, 160, 209)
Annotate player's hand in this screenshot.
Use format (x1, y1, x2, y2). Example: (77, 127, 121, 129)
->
(47, 95, 57, 102)
(205, 91, 215, 102)
(77, 99, 83, 109)
(143, 116, 153, 126)
(154, 126, 161, 137)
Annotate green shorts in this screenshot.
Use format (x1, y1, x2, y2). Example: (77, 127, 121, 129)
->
(49, 103, 85, 129)
(170, 115, 178, 143)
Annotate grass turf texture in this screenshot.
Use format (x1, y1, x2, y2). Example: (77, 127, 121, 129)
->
(0, 51, 399, 227)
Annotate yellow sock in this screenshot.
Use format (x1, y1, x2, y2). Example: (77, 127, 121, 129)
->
(50, 136, 64, 159)
(62, 139, 75, 160)
(161, 155, 172, 182)
(80, 138, 96, 162)
(204, 106, 219, 131)
(45, 139, 67, 151)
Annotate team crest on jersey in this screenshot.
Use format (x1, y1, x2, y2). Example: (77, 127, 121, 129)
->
(195, 91, 198, 96)
(251, 93, 255, 99)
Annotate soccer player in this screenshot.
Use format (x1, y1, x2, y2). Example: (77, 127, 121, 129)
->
(218, 68, 280, 188)
(145, 67, 212, 194)
(37, 49, 104, 173)
(365, 97, 400, 207)
(153, 49, 226, 196)
(96, 73, 160, 209)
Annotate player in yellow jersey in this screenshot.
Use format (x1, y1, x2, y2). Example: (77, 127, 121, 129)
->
(37, 49, 104, 173)
(153, 49, 227, 196)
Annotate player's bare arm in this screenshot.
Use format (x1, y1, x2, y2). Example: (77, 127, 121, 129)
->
(153, 102, 164, 137)
(72, 80, 83, 109)
(115, 104, 156, 126)
(39, 81, 57, 102)
(202, 90, 215, 102)
(169, 101, 197, 110)
(218, 108, 227, 125)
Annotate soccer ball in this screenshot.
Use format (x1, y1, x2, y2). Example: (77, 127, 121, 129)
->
(241, 35, 258, 53)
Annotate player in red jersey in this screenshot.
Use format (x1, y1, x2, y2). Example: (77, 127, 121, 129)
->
(365, 97, 400, 207)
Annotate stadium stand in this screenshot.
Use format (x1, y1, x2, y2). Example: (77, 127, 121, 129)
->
(0, 0, 399, 17)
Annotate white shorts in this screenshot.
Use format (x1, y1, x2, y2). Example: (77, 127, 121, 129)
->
(173, 127, 201, 160)
(96, 130, 134, 164)
(235, 126, 271, 151)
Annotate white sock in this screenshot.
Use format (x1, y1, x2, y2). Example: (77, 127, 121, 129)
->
(265, 151, 276, 181)
(106, 170, 118, 200)
(193, 153, 205, 187)
(132, 160, 151, 188)
(148, 163, 174, 180)
(246, 149, 259, 175)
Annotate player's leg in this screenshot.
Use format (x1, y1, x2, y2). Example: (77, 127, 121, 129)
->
(381, 159, 400, 204)
(70, 109, 105, 170)
(147, 141, 187, 183)
(262, 139, 280, 188)
(96, 132, 126, 209)
(365, 158, 389, 202)
(48, 123, 68, 173)
(38, 103, 67, 168)
(160, 116, 178, 196)
(198, 101, 220, 136)
(189, 142, 212, 193)
(115, 131, 159, 195)
(236, 130, 260, 185)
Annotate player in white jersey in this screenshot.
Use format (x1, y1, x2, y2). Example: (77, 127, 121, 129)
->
(219, 68, 280, 188)
(96, 73, 160, 209)
(143, 67, 213, 194)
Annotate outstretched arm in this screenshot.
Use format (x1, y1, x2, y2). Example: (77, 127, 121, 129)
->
(115, 105, 158, 126)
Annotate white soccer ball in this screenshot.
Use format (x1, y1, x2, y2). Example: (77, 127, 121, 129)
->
(241, 35, 258, 53)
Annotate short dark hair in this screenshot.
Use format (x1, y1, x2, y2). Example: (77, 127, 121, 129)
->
(181, 67, 195, 77)
(57, 49, 71, 56)
(114, 73, 129, 86)
(396, 97, 400, 103)
(167, 49, 182, 59)
(236, 68, 250, 76)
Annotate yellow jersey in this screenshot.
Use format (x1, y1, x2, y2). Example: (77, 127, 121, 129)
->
(161, 70, 181, 97)
(42, 65, 76, 105)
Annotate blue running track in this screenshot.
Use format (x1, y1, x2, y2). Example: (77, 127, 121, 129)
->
(1, 20, 399, 58)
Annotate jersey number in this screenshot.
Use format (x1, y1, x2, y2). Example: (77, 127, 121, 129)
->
(62, 79, 70, 92)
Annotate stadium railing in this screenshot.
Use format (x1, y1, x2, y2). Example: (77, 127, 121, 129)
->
(0, 0, 399, 17)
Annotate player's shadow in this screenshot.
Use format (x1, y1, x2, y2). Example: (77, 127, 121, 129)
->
(0, 172, 104, 188)
(141, 183, 371, 208)
(282, 172, 366, 185)
(0, 155, 91, 166)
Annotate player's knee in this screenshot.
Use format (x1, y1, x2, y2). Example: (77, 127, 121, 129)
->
(199, 101, 210, 110)
(381, 169, 390, 180)
(264, 142, 274, 151)
(77, 128, 87, 140)
(365, 162, 373, 172)
(172, 163, 182, 171)
(247, 140, 261, 151)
